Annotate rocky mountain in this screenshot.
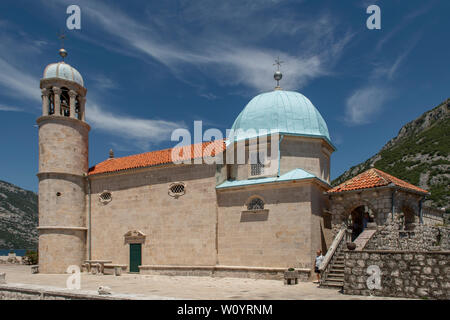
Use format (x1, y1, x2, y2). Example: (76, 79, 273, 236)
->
(333, 98, 450, 210)
(0, 180, 38, 249)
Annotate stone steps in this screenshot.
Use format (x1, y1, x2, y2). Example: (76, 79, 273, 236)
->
(320, 252, 345, 289)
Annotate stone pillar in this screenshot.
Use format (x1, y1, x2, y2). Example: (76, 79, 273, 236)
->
(79, 96, 86, 121)
(41, 88, 50, 116)
(69, 90, 77, 119)
(52, 87, 62, 116)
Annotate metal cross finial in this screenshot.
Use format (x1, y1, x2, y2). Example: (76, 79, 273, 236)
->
(273, 56, 284, 89)
(273, 56, 284, 71)
(58, 31, 66, 48)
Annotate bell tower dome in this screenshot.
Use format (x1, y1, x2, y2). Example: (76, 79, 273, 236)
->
(37, 47, 89, 273)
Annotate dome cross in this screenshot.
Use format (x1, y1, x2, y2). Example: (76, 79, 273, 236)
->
(273, 56, 284, 89)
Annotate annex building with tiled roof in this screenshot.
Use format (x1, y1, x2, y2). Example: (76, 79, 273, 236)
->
(35, 50, 434, 280)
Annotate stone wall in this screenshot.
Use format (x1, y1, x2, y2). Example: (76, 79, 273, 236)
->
(217, 181, 327, 270)
(139, 265, 311, 281)
(89, 163, 218, 268)
(0, 283, 155, 300)
(364, 223, 450, 251)
(422, 206, 445, 225)
(279, 136, 332, 183)
(343, 250, 450, 300)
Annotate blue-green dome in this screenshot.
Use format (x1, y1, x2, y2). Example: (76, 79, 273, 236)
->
(229, 90, 331, 144)
(43, 62, 84, 86)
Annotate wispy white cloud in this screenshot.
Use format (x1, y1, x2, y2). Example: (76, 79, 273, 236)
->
(0, 104, 23, 112)
(0, 57, 41, 103)
(0, 24, 182, 148)
(344, 28, 421, 126)
(88, 74, 117, 90)
(86, 102, 184, 150)
(374, 32, 422, 80)
(375, 3, 431, 52)
(48, 0, 352, 92)
(344, 86, 391, 125)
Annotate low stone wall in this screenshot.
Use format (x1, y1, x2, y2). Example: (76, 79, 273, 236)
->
(364, 223, 450, 251)
(343, 250, 450, 300)
(0, 256, 22, 264)
(0, 283, 172, 300)
(422, 206, 445, 225)
(139, 265, 311, 281)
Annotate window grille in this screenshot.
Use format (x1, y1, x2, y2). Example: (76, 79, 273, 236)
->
(99, 191, 112, 204)
(250, 151, 265, 176)
(248, 198, 264, 210)
(169, 183, 186, 197)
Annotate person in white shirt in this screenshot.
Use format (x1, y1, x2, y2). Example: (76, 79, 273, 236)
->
(314, 250, 324, 283)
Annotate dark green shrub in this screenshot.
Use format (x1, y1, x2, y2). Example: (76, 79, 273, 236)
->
(23, 250, 38, 265)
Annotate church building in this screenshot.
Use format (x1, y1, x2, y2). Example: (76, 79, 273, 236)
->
(36, 49, 429, 280)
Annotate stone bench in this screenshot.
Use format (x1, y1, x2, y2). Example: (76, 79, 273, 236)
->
(284, 270, 299, 285)
(103, 264, 127, 276)
(31, 265, 39, 274)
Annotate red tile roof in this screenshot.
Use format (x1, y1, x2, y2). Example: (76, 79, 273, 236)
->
(327, 168, 428, 194)
(88, 140, 226, 176)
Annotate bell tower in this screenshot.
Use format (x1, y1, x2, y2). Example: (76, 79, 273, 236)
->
(37, 47, 89, 273)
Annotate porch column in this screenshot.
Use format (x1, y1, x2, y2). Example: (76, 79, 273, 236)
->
(52, 87, 62, 116)
(41, 88, 50, 116)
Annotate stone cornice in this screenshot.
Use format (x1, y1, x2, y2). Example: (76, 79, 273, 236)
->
(36, 115, 91, 131)
(37, 226, 87, 231)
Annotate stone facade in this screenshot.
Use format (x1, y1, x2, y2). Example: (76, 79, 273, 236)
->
(364, 222, 450, 251)
(89, 163, 217, 267)
(328, 188, 426, 237)
(217, 181, 331, 270)
(37, 116, 89, 274)
(343, 250, 450, 300)
(279, 136, 332, 183)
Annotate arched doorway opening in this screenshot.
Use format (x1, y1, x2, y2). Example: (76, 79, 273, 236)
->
(402, 205, 417, 230)
(348, 205, 375, 241)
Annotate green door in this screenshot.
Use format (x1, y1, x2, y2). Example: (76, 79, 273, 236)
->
(129, 243, 142, 273)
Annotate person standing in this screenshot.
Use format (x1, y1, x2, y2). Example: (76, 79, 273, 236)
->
(314, 250, 324, 283)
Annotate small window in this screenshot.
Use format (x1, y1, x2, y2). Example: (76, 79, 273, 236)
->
(250, 151, 265, 176)
(99, 191, 112, 204)
(168, 182, 186, 197)
(248, 197, 264, 211)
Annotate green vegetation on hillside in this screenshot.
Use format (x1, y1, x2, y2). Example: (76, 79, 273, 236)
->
(333, 99, 449, 210)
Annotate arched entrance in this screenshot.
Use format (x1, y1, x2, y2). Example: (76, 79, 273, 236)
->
(348, 205, 375, 241)
(401, 205, 418, 230)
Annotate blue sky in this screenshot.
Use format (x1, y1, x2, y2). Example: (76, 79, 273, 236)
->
(0, 0, 448, 193)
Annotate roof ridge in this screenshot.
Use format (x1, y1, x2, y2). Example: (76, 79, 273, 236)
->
(371, 168, 391, 184)
(327, 168, 428, 194)
(89, 139, 226, 175)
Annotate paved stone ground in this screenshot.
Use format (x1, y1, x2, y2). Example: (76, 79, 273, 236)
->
(0, 265, 404, 300)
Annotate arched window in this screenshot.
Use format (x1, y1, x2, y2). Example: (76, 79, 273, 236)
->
(247, 197, 264, 211)
(75, 97, 81, 120)
(402, 206, 417, 230)
(48, 89, 55, 115)
(60, 87, 70, 117)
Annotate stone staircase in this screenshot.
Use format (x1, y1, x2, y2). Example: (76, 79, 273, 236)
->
(320, 251, 345, 288)
(319, 228, 347, 289)
(320, 226, 378, 289)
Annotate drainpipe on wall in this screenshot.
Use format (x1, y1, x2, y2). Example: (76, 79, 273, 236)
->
(277, 134, 284, 177)
(391, 189, 395, 222)
(86, 176, 92, 260)
(419, 197, 424, 224)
